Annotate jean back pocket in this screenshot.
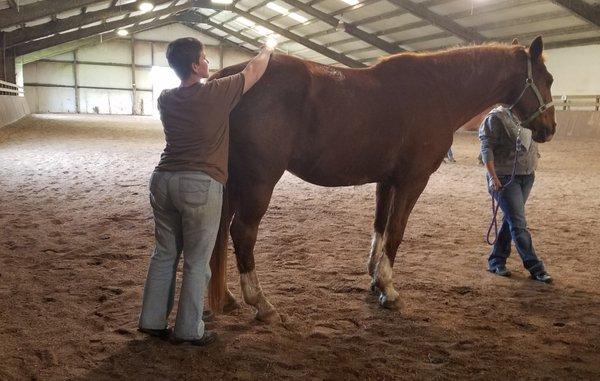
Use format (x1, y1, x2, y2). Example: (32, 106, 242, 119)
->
(179, 177, 211, 207)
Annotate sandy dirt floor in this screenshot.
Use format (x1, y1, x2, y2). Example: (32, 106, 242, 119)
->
(1, 114, 599, 380)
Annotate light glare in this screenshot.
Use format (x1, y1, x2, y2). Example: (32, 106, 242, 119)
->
(139, 2, 154, 12)
(265, 36, 278, 49)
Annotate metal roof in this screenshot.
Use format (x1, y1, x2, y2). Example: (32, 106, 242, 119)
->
(1, 0, 599, 66)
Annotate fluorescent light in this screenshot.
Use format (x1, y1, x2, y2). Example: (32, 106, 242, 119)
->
(139, 2, 154, 12)
(288, 12, 308, 23)
(266, 2, 289, 15)
(212, 0, 233, 3)
(254, 25, 273, 36)
(342, 0, 359, 5)
(117, 29, 129, 36)
(236, 17, 255, 27)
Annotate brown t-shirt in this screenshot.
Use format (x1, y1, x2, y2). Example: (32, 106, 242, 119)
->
(155, 73, 245, 184)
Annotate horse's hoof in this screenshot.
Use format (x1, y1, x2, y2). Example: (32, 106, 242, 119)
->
(223, 298, 241, 313)
(255, 307, 279, 323)
(370, 282, 380, 295)
(378, 293, 400, 310)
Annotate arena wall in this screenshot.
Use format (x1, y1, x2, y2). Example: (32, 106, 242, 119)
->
(22, 23, 253, 115)
(0, 95, 30, 129)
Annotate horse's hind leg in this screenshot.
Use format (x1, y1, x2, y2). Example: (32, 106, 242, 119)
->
(230, 181, 279, 322)
(374, 178, 429, 309)
(368, 182, 393, 282)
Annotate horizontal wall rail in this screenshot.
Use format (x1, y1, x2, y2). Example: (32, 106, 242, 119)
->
(0, 79, 23, 96)
(553, 95, 600, 111)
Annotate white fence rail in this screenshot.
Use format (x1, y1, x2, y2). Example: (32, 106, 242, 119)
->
(553, 95, 600, 111)
(0, 79, 24, 96)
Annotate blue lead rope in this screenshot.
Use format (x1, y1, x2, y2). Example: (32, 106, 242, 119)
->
(485, 131, 522, 246)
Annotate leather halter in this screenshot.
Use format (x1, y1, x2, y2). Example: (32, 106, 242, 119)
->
(508, 55, 554, 127)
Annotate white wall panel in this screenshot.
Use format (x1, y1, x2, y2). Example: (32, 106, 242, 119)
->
(80, 88, 132, 114)
(134, 23, 220, 45)
(135, 68, 152, 90)
(134, 41, 153, 66)
(78, 64, 132, 88)
(545, 44, 600, 96)
(25, 86, 76, 113)
(49, 52, 75, 62)
(152, 42, 169, 67)
(78, 40, 132, 64)
(24, 61, 74, 86)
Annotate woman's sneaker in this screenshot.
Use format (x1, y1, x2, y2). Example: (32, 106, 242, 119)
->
(488, 265, 511, 277)
(531, 271, 552, 283)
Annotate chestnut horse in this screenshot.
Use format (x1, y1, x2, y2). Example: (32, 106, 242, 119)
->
(208, 36, 556, 321)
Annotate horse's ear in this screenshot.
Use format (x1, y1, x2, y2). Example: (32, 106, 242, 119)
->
(529, 36, 544, 61)
(511, 38, 519, 45)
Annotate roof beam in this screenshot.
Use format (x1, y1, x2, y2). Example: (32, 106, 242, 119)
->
(183, 22, 258, 55)
(385, 0, 486, 43)
(5, 0, 175, 48)
(550, 0, 600, 27)
(7, 0, 19, 10)
(177, 12, 261, 49)
(15, 5, 192, 56)
(20, 18, 177, 64)
(181, 8, 365, 67)
(0, 0, 103, 29)
(197, 8, 365, 67)
(277, 0, 404, 53)
(545, 36, 600, 49)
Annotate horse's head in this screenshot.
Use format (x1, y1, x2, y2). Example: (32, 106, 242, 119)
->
(509, 36, 556, 143)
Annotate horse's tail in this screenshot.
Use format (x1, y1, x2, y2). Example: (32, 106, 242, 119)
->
(208, 186, 229, 312)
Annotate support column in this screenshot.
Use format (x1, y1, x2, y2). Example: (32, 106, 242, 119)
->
(219, 43, 224, 70)
(1, 32, 17, 84)
(73, 49, 80, 113)
(131, 37, 137, 115)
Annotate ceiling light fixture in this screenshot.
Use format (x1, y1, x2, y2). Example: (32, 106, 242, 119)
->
(117, 29, 129, 36)
(266, 2, 289, 15)
(236, 17, 256, 27)
(139, 2, 154, 12)
(288, 12, 308, 23)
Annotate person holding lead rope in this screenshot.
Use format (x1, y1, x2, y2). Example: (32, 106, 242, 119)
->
(480, 105, 552, 283)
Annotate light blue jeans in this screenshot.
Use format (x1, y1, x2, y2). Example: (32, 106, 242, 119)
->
(488, 173, 545, 275)
(139, 170, 223, 340)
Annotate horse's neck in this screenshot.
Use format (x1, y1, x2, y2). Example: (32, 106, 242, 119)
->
(379, 48, 518, 131)
(432, 49, 518, 130)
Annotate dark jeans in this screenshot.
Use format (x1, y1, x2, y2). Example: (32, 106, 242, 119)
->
(488, 173, 545, 275)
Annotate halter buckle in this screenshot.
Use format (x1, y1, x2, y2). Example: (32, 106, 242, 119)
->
(525, 78, 533, 85)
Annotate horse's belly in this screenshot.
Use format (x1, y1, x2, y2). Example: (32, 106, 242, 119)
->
(287, 154, 389, 187)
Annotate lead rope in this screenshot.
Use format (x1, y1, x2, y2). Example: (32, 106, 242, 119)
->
(486, 126, 522, 245)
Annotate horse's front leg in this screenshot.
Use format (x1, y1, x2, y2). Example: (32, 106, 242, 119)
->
(372, 179, 429, 309)
(229, 181, 279, 322)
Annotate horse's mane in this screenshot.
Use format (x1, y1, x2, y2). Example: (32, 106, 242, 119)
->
(372, 42, 544, 67)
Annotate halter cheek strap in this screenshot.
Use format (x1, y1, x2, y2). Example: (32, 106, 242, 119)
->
(508, 56, 554, 127)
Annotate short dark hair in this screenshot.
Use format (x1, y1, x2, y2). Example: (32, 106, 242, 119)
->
(166, 37, 204, 80)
